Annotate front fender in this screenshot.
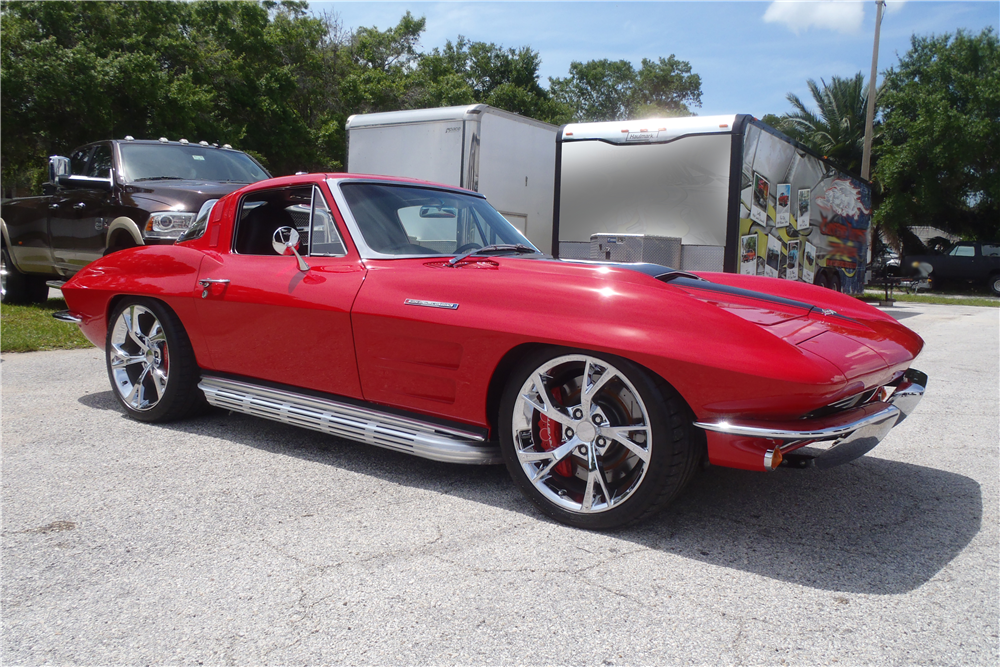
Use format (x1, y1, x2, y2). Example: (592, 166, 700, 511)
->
(105, 216, 145, 248)
(61, 246, 206, 359)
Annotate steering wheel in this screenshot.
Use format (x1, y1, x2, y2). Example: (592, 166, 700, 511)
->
(455, 243, 483, 254)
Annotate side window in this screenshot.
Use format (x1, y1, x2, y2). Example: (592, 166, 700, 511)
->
(309, 186, 347, 256)
(70, 148, 92, 176)
(233, 186, 312, 256)
(87, 144, 113, 179)
(981, 245, 1000, 257)
(949, 245, 975, 257)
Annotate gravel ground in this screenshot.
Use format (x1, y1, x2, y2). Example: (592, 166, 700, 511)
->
(2, 302, 997, 665)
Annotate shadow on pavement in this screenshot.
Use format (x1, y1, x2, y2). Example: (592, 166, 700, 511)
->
(79, 391, 982, 595)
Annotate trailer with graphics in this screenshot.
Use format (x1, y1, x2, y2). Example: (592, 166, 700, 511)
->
(553, 114, 873, 293)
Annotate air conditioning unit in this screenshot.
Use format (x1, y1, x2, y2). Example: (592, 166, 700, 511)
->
(590, 233, 682, 268)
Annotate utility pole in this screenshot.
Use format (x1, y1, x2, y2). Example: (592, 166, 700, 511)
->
(861, 0, 885, 181)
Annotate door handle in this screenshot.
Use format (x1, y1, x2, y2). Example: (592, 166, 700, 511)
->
(49, 204, 59, 210)
(199, 278, 230, 298)
(73, 202, 86, 210)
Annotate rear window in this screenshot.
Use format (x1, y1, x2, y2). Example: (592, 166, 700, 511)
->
(119, 144, 269, 184)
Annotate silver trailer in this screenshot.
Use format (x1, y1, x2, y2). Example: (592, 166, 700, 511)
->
(346, 105, 559, 250)
(554, 115, 874, 293)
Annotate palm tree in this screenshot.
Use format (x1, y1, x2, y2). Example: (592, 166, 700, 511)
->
(778, 73, 878, 175)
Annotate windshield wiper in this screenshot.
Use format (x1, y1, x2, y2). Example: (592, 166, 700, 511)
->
(446, 243, 537, 267)
(132, 176, 186, 182)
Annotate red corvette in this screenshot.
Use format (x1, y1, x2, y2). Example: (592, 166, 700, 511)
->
(56, 173, 926, 529)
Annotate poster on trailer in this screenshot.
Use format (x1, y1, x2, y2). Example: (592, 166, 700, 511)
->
(802, 241, 816, 284)
(740, 234, 758, 275)
(776, 183, 791, 227)
(765, 234, 781, 278)
(785, 240, 799, 280)
(796, 188, 811, 231)
(750, 172, 770, 225)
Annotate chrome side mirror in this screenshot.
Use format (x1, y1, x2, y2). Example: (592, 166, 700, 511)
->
(48, 156, 70, 184)
(272, 226, 309, 272)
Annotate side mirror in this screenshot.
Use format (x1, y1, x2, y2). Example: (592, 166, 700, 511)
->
(272, 226, 309, 272)
(48, 156, 70, 184)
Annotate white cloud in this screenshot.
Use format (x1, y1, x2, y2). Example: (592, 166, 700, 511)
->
(763, 1, 867, 35)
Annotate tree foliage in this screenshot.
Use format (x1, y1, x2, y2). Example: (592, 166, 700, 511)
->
(1, 1, 701, 197)
(775, 72, 876, 175)
(549, 56, 702, 122)
(875, 28, 999, 241)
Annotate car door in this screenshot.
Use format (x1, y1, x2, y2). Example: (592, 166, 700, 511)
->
(48, 145, 95, 273)
(194, 181, 367, 399)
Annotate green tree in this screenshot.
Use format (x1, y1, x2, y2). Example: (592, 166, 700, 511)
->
(776, 72, 875, 174)
(875, 28, 999, 241)
(412, 37, 571, 124)
(549, 56, 702, 122)
(1, 0, 349, 194)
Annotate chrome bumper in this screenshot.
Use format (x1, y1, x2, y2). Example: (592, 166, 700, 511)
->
(694, 368, 927, 470)
(52, 310, 82, 323)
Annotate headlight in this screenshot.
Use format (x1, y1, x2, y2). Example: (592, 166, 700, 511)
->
(144, 211, 197, 239)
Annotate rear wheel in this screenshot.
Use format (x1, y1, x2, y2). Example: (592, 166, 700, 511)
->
(1, 245, 48, 304)
(499, 349, 700, 529)
(989, 273, 1000, 296)
(106, 298, 204, 422)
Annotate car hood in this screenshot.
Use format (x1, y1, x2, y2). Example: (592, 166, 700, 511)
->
(659, 272, 922, 380)
(123, 180, 249, 210)
(532, 258, 923, 382)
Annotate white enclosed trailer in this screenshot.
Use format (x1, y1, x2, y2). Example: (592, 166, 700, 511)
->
(346, 105, 559, 250)
(554, 114, 874, 294)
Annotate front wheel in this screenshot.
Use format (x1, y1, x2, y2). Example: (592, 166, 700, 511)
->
(106, 298, 204, 422)
(499, 349, 700, 529)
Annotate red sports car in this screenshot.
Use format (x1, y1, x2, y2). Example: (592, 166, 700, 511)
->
(56, 173, 927, 529)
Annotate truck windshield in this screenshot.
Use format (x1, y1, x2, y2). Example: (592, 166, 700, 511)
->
(119, 144, 269, 184)
(340, 182, 536, 257)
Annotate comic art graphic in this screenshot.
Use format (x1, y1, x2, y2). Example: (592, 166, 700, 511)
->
(765, 234, 781, 278)
(785, 240, 799, 280)
(796, 188, 811, 231)
(740, 234, 758, 275)
(750, 172, 770, 225)
(776, 184, 791, 227)
(802, 242, 816, 284)
(735, 124, 872, 293)
(814, 177, 872, 292)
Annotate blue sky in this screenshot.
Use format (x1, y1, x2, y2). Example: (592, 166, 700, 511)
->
(311, 1, 999, 119)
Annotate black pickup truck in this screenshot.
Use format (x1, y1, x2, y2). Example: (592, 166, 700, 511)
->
(1, 138, 269, 303)
(903, 241, 1000, 295)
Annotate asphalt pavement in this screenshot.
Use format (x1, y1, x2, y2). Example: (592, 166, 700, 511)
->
(2, 302, 998, 665)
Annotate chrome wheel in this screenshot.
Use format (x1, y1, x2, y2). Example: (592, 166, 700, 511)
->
(0, 247, 8, 300)
(510, 354, 652, 514)
(109, 304, 170, 411)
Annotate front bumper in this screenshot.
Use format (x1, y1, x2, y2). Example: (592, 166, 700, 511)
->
(695, 369, 927, 470)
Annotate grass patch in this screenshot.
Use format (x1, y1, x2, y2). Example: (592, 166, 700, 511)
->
(862, 290, 1000, 308)
(1, 298, 94, 352)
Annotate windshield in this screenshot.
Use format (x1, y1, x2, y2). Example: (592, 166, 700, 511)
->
(340, 182, 535, 256)
(119, 144, 270, 183)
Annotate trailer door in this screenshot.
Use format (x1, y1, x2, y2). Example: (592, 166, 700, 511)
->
(348, 121, 466, 187)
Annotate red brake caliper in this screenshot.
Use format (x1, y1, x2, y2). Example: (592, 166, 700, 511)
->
(538, 386, 573, 477)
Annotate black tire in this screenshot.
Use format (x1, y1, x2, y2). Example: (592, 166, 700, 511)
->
(989, 273, 1000, 297)
(829, 271, 842, 293)
(105, 297, 205, 422)
(814, 271, 830, 289)
(3, 245, 29, 304)
(499, 347, 700, 529)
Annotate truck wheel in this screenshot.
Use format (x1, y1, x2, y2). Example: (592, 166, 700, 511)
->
(499, 348, 700, 529)
(106, 298, 205, 423)
(989, 273, 1000, 297)
(2, 245, 31, 304)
